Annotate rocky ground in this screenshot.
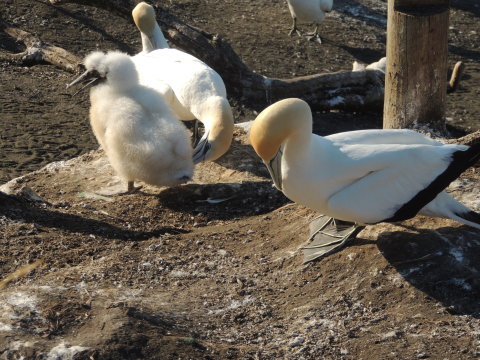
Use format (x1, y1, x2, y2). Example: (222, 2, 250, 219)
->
(1, 0, 480, 359)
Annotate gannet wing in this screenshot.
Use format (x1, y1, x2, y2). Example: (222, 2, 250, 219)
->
(326, 129, 442, 146)
(326, 143, 470, 224)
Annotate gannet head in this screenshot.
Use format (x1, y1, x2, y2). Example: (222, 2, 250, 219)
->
(249, 98, 311, 189)
(193, 98, 234, 163)
(132, 2, 157, 36)
(67, 51, 139, 93)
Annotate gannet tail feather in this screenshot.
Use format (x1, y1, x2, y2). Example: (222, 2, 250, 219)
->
(385, 142, 480, 223)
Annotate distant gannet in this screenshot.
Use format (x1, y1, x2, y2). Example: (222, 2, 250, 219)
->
(68, 51, 194, 193)
(131, 2, 234, 164)
(352, 57, 386, 73)
(286, 0, 333, 43)
(250, 98, 480, 229)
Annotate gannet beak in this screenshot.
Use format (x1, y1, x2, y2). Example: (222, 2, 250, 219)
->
(192, 132, 211, 164)
(66, 69, 102, 95)
(265, 148, 283, 190)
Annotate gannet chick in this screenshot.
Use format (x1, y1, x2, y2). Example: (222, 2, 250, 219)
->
(132, 3, 234, 164)
(352, 57, 386, 73)
(132, 2, 169, 52)
(68, 51, 193, 193)
(250, 98, 480, 229)
(287, 0, 333, 43)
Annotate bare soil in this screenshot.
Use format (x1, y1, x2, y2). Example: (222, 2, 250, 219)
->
(1, 0, 480, 359)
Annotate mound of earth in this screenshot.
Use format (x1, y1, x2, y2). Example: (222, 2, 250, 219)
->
(1, 128, 480, 359)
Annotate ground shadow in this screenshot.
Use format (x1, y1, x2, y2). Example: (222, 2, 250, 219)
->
(335, 0, 387, 30)
(0, 192, 187, 241)
(156, 181, 290, 220)
(377, 225, 480, 317)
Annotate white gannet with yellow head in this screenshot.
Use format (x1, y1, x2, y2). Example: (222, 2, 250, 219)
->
(131, 2, 234, 164)
(68, 51, 194, 193)
(250, 98, 480, 229)
(287, 0, 334, 43)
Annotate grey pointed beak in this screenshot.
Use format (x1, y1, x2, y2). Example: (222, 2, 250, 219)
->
(265, 149, 283, 190)
(67, 69, 102, 95)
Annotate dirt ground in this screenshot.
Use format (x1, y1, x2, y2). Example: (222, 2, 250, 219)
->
(1, 0, 480, 359)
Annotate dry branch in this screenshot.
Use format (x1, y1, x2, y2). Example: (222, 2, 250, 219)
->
(48, 0, 385, 111)
(0, 18, 82, 73)
(447, 130, 480, 147)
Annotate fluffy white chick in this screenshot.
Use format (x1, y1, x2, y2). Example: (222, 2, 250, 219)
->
(68, 51, 193, 193)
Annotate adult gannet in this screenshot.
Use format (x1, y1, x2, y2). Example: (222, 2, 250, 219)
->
(286, 0, 333, 43)
(131, 2, 234, 164)
(132, 1, 169, 52)
(250, 98, 480, 229)
(68, 51, 194, 193)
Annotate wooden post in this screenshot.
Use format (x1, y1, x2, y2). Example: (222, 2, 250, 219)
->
(383, 0, 450, 132)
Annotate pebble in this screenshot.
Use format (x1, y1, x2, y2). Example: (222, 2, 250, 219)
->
(289, 336, 305, 347)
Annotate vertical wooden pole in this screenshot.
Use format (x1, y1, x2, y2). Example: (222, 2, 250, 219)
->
(383, 0, 450, 132)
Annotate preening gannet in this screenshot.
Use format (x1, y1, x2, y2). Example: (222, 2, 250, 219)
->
(250, 98, 480, 229)
(286, 0, 333, 43)
(132, 2, 234, 164)
(132, 1, 169, 52)
(68, 51, 194, 193)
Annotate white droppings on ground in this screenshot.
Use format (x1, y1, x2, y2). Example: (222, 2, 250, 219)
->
(46, 342, 89, 360)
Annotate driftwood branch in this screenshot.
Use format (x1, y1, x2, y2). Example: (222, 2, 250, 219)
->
(446, 130, 480, 147)
(48, 0, 384, 111)
(0, 18, 82, 73)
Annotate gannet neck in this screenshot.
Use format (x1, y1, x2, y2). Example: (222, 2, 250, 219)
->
(203, 98, 234, 161)
(132, 2, 169, 52)
(250, 98, 312, 162)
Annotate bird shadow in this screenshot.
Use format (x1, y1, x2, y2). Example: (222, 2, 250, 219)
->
(377, 225, 480, 317)
(450, 0, 480, 17)
(0, 193, 187, 241)
(155, 181, 290, 220)
(334, 0, 387, 30)
(322, 37, 385, 65)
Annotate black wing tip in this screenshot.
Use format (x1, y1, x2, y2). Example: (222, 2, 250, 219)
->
(384, 143, 480, 223)
(456, 210, 480, 226)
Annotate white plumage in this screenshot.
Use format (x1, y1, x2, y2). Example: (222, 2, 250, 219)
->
(352, 57, 386, 73)
(68, 51, 193, 192)
(250, 98, 480, 229)
(286, 0, 334, 42)
(131, 2, 234, 164)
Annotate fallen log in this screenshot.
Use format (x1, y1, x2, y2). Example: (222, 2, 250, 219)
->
(48, 0, 385, 111)
(0, 18, 82, 73)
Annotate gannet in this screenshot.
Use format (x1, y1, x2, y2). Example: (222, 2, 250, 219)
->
(131, 2, 234, 164)
(352, 57, 386, 73)
(132, 1, 169, 52)
(67, 51, 194, 193)
(250, 98, 480, 229)
(286, 0, 333, 43)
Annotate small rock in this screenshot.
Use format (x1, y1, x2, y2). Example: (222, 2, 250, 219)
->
(289, 336, 305, 347)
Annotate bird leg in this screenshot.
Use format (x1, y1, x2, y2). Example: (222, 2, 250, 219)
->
(192, 119, 200, 147)
(305, 25, 322, 43)
(289, 18, 302, 37)
(126, 181, 143, 194)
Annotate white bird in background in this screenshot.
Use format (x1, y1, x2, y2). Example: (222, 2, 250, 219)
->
(352, 57, 386, 73)
(131, 2, 234, 164)
(250, 98, 480, 229)
(67, 51, 194, 193)
(286, 0, 334, 43)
